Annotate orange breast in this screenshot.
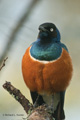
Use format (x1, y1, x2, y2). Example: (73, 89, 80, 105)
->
(22, 46, 73, 94)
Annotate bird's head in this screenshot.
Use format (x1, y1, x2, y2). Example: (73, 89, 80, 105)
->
(37, 22, 61, 44)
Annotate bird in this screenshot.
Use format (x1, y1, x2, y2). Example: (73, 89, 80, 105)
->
(22, 22, 73, 120)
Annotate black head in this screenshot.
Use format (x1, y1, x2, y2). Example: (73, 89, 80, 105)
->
(38, 22, 61, 43)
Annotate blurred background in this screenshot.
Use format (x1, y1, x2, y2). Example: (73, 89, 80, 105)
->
(0, 0, 80, 120)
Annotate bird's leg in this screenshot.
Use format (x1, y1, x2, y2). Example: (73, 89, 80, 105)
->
(50, 94, 54, 111)
(33, 95, 39, 108)
(47, 94, 54, 113)
(51, 94, 54, 109)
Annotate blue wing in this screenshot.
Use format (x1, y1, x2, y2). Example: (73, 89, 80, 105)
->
(59, 42, 69, 52)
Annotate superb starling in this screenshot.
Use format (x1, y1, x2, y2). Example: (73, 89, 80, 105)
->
(22, 23, 73, 120)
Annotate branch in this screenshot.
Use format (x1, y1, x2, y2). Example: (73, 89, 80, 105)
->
(3, 82, 54, 120)
(0, 57, 8, 71)
(27, 105, 53, 120)
(3, 81, 33, 113)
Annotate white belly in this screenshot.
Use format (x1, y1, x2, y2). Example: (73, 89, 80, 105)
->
(42, 93, 60, 112)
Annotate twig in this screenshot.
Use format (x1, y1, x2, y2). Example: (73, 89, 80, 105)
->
(3, 82, 54, 120)
(3, 81, 33, 113)
(0, 57, 8, 71)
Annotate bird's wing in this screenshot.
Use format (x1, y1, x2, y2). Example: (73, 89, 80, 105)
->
(53, 91, 65, 120)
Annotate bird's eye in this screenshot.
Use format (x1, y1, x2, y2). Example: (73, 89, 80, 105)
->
(50, 28, 54, 32)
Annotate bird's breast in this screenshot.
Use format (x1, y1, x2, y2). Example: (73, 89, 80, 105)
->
(30, 42, 62, 61)
(22, 46, 73, 94)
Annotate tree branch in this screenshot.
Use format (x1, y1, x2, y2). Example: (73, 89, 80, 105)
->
(3, 82, 54, 120)
(0, 57, 8, 71)
(3, 81, 33, 113)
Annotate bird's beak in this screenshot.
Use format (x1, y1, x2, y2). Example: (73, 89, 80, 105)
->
(39, 26, 49, 33)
